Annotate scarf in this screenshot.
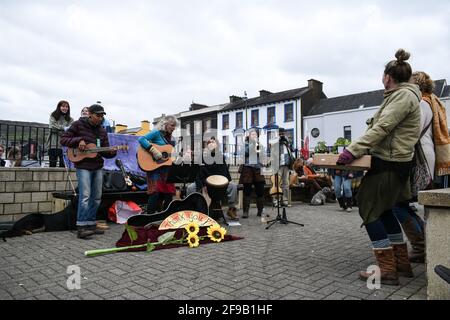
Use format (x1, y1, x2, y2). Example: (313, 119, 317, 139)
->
(422, 93, 450, 176)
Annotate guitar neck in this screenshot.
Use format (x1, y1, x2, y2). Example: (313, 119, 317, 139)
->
(82, 146, 121, 153)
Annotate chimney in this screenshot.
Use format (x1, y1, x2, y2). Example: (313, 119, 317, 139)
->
(229, 95, 243, 103)
(115, 124, 128, 134)
(141, 120, 150, 133)
(308, 79, 323, 100)
(259, 90, 272, 97)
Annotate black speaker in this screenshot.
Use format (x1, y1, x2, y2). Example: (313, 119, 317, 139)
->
(102, 170, 128, 192)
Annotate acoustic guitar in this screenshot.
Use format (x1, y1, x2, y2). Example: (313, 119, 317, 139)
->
(136, 144, 175, 172)
(270, 174, 283, 196)
(66, 143, 128, 163)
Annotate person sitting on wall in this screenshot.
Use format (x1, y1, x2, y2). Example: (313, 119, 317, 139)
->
(186, 137, 239, 220)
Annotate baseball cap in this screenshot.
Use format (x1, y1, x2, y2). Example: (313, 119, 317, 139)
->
(88, 104, 106, 115)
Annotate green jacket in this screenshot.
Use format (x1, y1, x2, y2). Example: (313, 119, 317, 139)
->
(347, 83, 421, 162)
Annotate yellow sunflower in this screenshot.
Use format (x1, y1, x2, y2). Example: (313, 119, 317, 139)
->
(187, 233, 200, 248)
(185, 222, 200, 235)
(207, 224, 227, 243)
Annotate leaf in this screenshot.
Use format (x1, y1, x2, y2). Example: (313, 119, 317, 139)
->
(157, 231, 176, 244)
(146, 242, 156, 252)
(125, 224, 138, 242)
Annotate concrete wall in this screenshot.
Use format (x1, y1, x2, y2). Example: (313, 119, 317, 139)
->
(0, 168, 77, 222)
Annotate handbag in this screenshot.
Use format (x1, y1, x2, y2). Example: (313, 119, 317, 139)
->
(411, 120, 433, 196)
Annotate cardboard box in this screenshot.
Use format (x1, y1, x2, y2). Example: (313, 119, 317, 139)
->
(312, 154, 371, 171)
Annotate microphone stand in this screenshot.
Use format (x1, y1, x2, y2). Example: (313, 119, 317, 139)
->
(266, 138, 304, 229)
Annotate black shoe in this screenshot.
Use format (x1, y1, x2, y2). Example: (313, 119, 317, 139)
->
(77, 227, 95, 239)
(435, 265, 450, 284)
(88, 225, 105, 235)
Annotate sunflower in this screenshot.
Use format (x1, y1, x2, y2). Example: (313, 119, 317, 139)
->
(185, 222, 200, 235)
(187, 233, 200, 248)
(207, 224, 227, 243)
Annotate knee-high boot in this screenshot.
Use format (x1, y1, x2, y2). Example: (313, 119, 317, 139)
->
(401, 216, 425, 263)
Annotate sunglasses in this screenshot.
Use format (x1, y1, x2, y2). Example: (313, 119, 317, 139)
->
(93, 113, 105, 118)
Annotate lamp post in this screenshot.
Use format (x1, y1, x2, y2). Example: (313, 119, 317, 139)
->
(244, 91, 248, 131)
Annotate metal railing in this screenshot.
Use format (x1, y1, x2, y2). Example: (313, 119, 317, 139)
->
(0, 123, 52, 166)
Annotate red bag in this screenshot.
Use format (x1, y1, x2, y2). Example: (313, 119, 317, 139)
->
(108, 200, 142, 224)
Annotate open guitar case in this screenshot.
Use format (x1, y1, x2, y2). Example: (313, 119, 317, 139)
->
(126, 192, 208, 227)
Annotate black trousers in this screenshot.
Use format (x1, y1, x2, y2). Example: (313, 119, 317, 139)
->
(243, 182, 265, 197)
(48, 148, 65, 168)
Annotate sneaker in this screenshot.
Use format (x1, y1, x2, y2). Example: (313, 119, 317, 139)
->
(242, 212, 249, 219)
(88, 225, 105, 235)
(346, 207, 353, 213)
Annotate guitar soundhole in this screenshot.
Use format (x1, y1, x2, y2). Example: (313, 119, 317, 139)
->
(161, 152, 168, 159)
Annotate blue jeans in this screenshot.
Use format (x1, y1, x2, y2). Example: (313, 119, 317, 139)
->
(334, 175, 352, 198)
(76, 169, 103, 226)
(392, 205, 424, 234)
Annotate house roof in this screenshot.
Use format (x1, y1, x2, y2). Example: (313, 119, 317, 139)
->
(434, 79, 446, 96)
(220, 87, 312, 112)
(442, 85, 450, 98)
(306, 79, 448, 117)
(306, 89, 384, 117)
(118, 127, 141, 134)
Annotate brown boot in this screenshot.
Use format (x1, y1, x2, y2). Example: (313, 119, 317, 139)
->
(392, 243, 414, 278)
(359, 247, 399, 286)
(227, 207, 238, 220)
(401, 216, 425, 263)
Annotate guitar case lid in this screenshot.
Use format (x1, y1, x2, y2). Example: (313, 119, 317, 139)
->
(126, 192, 208, 227)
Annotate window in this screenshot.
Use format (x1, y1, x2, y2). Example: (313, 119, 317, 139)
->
(222, 114, 229, 130)
(267, 107, 276, 125)
(185, 124, 191, 136)
(344, 126, 351, 141)
(251, 109, 259, 127)
(194, 121, 202, 135)
(284, 129, 294, 148)
(222, 135, 229, 153)
(236, 112, 243, 129)
(203, 119, 211, 132)
(284, 103, 294, 122)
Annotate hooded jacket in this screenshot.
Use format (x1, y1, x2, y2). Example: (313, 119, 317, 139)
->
(60, 117, 115, 170)
(347, 83, 421, 162)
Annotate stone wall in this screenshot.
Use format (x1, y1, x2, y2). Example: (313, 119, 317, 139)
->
(0, 168, 77, 222)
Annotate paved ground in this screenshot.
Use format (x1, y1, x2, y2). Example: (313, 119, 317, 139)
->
(0, 202, 427, 300)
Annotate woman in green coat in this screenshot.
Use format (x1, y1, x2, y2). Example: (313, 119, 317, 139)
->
(337, 49, 421, 286)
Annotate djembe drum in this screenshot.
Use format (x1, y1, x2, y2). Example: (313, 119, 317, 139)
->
(205, 175, 229, 220)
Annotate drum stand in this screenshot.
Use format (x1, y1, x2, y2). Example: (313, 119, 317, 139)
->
(266, 141, 304, 230)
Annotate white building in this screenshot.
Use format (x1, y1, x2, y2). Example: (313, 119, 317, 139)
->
(217, 79, 326, 158)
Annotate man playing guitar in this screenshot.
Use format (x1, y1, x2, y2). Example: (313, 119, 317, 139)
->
(60, 104, 117, 239)
(138, 115, 177, 214)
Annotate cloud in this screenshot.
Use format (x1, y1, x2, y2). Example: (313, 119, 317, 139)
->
(0, 0, 449, 127)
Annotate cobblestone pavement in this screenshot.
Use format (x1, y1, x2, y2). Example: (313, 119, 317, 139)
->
(0, 202, 426, 300)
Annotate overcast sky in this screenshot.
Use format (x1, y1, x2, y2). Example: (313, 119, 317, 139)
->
(1, 0, 449, 127)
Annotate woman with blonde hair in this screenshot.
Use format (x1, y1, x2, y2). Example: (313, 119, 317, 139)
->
(138, 115, 178, 213)
(393, 71, 450, 263)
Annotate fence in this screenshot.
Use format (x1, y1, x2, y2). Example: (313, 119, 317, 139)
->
(0, 123, 53, 166)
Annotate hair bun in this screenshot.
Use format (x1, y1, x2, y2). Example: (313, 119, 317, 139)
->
(395, 49, 410, 63)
